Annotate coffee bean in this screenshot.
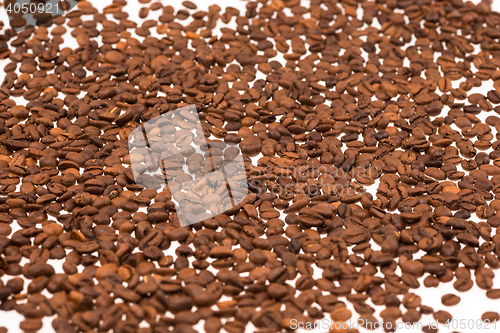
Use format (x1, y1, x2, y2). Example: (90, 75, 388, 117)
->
(422, 325, 438, 333)
(402, 309, 421, 324)
(486, 289, 500, 299)
(441, 293, 460, 306)
(182, 1, 197, 9)
(330, 307, 352, 322)
(482, 311, 500, 322)
(20, 319, 42, 331)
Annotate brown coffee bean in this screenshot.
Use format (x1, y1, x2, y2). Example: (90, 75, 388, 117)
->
(433, 310, 452, 324)
(482, 311, 500, 322)
(20, 319, 42, 331)
(441, 293, 460, 306)
(402, 309, 421, 323)
(486, 289, 500, 299)
(421, 325, 438, 333)
(182, 1, 197, 9)
(330, 307, 352, 322)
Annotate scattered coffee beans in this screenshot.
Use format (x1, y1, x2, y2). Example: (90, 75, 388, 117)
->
(0, 0, 500, 332)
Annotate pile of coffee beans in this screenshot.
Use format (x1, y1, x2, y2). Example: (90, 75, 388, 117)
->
(1, 0, 500, 332)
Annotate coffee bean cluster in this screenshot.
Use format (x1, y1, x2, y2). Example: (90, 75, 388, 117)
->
(0, 0, 500, 332)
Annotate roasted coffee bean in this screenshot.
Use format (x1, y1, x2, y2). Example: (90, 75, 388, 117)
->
(421, 325, 438, 333)
(482, 311, 500, 322)
(441, 293, 460, 306)
(402, 309, 421, 324)
(433, 310, 453, 324)
(330, 307, 352, 322)
(20, 319, 42, 331)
